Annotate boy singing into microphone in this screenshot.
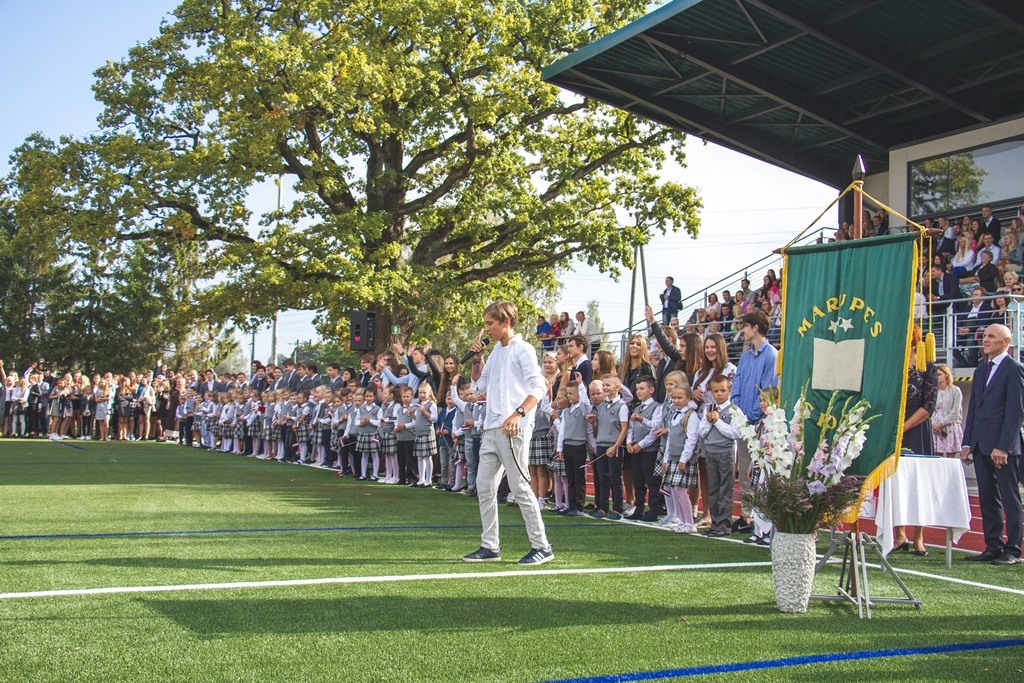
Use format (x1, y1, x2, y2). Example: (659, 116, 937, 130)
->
(460, 301, 554, 565)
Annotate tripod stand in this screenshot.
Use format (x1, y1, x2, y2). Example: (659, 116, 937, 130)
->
(809, 523, 921, 619)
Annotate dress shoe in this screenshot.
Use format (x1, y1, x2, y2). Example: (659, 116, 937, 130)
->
(964, 549, 1002, 562)
(990, 553, 1021, 566)
(893, 541, 911, 552)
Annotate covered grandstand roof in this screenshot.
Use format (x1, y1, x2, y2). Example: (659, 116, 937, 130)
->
(543, 0, 1024, 189)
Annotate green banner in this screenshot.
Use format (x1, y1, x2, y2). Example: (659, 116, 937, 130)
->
(779, 233, 917, 484)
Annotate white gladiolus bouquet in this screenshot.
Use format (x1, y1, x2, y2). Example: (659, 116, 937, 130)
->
(732, 385, 876, 534)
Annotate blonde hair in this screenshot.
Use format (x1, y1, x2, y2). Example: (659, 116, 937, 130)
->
(662, 370, 689, 392)
(483, 300, 519, 329)
(936, 364, 954, 387)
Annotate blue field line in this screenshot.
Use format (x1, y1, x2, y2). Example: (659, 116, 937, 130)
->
(0, 523, 599, 541)
(53, 440, 86, 451)
(538, 638, 1024, 683)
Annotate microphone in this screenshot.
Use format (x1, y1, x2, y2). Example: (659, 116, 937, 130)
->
(460, 338, 489, 364)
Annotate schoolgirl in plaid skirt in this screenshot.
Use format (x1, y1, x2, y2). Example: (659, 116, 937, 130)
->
(378, 387, 400, 483)
(660, 386, 699, 532)
(412, 384, 438, 487)
(293, 392, 313, 463)
(234, 398, 247, 446)
(351, 389, 381, 480)
(547, 389, 570, 512)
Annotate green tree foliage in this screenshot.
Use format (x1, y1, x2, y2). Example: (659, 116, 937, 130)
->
(909, 151, 988, 216)
(6, 0, 702, 355)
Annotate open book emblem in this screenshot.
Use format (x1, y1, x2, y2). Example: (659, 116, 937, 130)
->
(811, 338, 864, 392)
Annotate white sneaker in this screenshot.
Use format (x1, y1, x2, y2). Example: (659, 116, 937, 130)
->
(48, 433, 60, 441)
(658, 516, 680, 528)
(624, 504, 636, 517)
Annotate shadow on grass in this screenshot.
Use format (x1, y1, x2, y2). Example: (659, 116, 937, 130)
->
(142, 596, 687, 636)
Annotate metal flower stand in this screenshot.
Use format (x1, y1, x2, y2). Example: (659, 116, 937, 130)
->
(809, 524, 921, 619)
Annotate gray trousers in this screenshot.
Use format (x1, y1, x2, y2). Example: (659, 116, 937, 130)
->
(476, 426, 549, 552)
(705, 447, 736, 534)
(735, 435, 754, 518)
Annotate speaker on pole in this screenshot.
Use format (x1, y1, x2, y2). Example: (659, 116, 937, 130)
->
(350, 311, 376, 351)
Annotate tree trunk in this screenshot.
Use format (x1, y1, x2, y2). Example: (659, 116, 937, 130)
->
(366, 304, 414, 355)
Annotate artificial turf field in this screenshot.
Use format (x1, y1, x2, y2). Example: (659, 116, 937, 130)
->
(1, 440, 1022, 682)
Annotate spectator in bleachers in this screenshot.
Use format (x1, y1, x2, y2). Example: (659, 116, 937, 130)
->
(929, 263, 960, 314)
(558, 312, 575, 339)
(738, 278, 757, 311)
(936, 216, 958, 256)
(574, 312, 601, 357)
(956, 286, 993, 367)
(972, 249, 1000, 293)
(720, 302, 735, 338)
(1010, 216, 1024, 238)
(976, 232, 1001, 263)
(547, 314, 562, 345)
(1004, 231, 1024, 274)
(704, 293, 721, 319)
(979, 205, 1002, 243)
(757, 274, 774, 301)
(659, 276, 682, 326)
(535, 315, 553, 351)
(951, 236, 977, 278)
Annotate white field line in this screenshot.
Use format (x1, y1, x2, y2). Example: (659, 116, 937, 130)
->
(0, 562, 771, 600)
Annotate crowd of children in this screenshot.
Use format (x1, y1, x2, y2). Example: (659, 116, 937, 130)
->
(158, 326, 771, 546)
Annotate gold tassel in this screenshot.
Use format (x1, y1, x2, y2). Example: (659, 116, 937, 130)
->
(915, 346, 926, 372)
(925, 332, 936, 363)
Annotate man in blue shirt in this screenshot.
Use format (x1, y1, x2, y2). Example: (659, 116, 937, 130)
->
(730, 309, 779, 533)
(535, 315, 553, 351)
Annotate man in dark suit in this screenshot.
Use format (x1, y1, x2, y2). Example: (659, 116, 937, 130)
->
(928, 264, 959, 311)
(282, 359, 300, 392)
(305, 362, 324, 390)
(659, 276, 682, 326)
(955, 286, 992, 368)
(961, 324, 1024, 565)
(249, 366, 268, 392)
(199, 369, 225, 395)
(978, 205, 1001, 244)
(326, 364, 345, 392)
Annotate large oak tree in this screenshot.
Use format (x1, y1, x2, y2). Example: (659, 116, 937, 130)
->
(9, 0, 701, 351)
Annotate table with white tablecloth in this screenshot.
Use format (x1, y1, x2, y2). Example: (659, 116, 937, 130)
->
(867, 455, 973, 568)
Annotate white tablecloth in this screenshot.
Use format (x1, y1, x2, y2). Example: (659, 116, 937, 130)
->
(870, 455, 972, 556)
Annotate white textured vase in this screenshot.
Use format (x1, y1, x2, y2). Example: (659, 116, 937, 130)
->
(770, 532, 816, 613)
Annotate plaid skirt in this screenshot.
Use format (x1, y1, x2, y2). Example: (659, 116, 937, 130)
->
(378, 430, 398, 457)
(547, 452, 566, 477)
(294, 423, 310, 443)
(234, 420, 246, 440)
(312, 426, 330, 446)
(268, 423, 282, 441)
(413, 430, 437, 459)
(664, 458, 699, 489)
(529, 433, 554, 466)
(249, 419, 263, 439)
(356, 432, 378, 455)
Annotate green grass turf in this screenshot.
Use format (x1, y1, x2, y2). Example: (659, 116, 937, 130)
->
(1, 440, 1022, 682)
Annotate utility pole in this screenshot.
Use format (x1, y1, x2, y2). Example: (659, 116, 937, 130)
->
(270, 176, 282, 364)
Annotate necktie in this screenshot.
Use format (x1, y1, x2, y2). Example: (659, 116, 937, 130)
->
(985, 360, 996, 386)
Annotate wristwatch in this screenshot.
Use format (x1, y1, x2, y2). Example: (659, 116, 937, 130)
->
(515, 406, 526, 417)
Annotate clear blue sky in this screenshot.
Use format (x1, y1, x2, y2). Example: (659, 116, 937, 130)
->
(1, 1, 840, 362)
